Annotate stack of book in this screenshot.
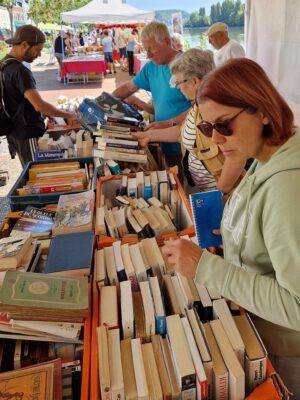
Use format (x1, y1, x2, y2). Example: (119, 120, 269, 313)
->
(93, 235, 268, 400)
(16, 160, 93, 196)
(93, 124, 148, 164)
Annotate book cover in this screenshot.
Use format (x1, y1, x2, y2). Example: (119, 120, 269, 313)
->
(189, 190, 223, 249)
(0, 233, 32, 270)
(11, 206, 55, 238)
(0, 270, 88, 310)
(44, 231, 94, 276)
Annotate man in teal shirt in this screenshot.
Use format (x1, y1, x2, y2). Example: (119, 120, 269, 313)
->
(112, 21, 190, 166)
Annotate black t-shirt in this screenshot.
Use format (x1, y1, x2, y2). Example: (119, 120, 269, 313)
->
(2, 55, 45, 139)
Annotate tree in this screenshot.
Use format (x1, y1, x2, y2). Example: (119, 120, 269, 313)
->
(1, 0, 15, 37)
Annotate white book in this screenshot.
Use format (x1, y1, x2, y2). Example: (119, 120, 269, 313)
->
(181, 316, 208, 400)
(120, 280, 134, 339)
(150, 171, 158, 198)
(129, 244, 148, 282)
(112, 241, 127, 281)
(139, 281, 156, 340)
(213, 299, 245, 368)
(127, 177, 137, 198)
(104, 246, 120, 288)
(166, 315, 196, 399)
(96, 206, 106, 235)
(95, 249, 107, 288)
(136, 171, 145, 198)
(171, 275, 187, 316)
(131, 338, 149, 400)
(100, 285, 118, 329)
(210, 319, 245, 400)
(157, 170, 169, 204)
(97, 326, 111, 400)
(121, 244, 139, 291)
(108, 329, 125, 400)
(176, 272, 194, 308)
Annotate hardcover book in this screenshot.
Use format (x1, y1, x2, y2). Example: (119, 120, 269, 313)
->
(0, 232, 32, 270)
(11, 206, 55, 238)
(189, 190, 223, 249)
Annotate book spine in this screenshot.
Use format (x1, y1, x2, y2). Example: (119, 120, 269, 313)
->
(111, 388, 125, 400)
(117, 269, 128, 283)
(214, 373, 228, 400)
(98, 144, 143, 152)
(155, 315, 167, 336)
(245, 357, 266, 393)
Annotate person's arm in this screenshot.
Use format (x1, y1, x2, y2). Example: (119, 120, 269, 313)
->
(112, 80, 139, 100)
(124, 95, 154, 113)
(24, 89, 77, 120)
(65, 38, 72, 53)
(143, 108, 189, 131)
(132, 125, 180, 147)
(216, 159, 245, 194)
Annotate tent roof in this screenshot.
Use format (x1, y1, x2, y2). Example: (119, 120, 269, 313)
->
(60, 0, 154, 24)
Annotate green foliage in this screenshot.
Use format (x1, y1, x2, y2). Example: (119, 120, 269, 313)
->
(185, 0, 244, 28)
(28, 0, 90, 24)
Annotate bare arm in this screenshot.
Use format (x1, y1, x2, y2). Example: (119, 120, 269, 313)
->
(112, 80, 139, 100)
(143, 108, 189, 131)
(216, 159, 246, 194)
(24, 89, 77, 120)
(132, 125, 180, 147)
(124, 95, 154, 113)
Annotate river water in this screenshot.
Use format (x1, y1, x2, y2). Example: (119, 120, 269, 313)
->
(183, 26, 244, 51)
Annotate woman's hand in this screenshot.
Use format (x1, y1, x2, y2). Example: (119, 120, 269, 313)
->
(143, 120, 173, 131)
(161, 239, 203, 278)
(131, 131, 151, 147)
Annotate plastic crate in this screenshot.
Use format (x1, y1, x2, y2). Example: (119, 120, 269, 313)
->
(8, 157, 97, 211)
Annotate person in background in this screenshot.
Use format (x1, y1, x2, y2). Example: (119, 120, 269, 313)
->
(126, 28, 141, 76)
(116, 24, 128, 70)
(162, 57, 300, 397)
(79, 32, 85, 46)
(205, 22, 245, 66)
(54, 30, 72, 81)
(102, 30, 116, 74)
(171, 32, 184, 52)
(132, 48, 245, 194)
(112, 21, 191, 175)
(69, 33, 79, 50)
(3, 25, 77, 166)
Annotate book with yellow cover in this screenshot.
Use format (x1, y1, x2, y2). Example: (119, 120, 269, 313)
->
(28, 161, 81, 180)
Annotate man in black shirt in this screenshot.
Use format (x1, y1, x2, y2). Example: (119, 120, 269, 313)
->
(3, 25, 77, 166)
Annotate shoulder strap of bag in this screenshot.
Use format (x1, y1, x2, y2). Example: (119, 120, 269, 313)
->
(193, 106, 225, 180)
(0, 57, 24, 121)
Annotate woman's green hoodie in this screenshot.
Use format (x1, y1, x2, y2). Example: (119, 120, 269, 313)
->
(195, 129, 300, 356)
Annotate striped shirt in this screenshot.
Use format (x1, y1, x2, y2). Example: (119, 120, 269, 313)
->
(181, 105, 216, 192)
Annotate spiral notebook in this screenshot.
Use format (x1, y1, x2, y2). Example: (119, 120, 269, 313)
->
(189, 190, 223, 248)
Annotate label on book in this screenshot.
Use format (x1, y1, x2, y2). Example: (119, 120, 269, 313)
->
(35, 150, 66, 160)
(189, 190, 223, 248)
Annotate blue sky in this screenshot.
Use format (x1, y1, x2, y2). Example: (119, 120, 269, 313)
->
(128, 0, 218, 13)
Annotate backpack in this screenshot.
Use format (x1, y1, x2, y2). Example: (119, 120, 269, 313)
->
(0, 57, 24, 137)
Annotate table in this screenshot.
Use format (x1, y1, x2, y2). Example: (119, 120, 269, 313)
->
(133, 54, 148, 75)
(61, 56, 107, 83)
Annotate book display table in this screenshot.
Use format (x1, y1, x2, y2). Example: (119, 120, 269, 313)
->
(133, 54, 148, 75)
(61, 55, 107, 84)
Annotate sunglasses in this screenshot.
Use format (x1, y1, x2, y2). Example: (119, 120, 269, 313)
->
(197, 108, 246, 137)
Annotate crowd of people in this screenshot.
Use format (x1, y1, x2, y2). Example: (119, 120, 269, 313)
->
(1, 20, 300, 397)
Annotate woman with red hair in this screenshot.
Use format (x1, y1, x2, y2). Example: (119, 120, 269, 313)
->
(162, 58, 300, 396)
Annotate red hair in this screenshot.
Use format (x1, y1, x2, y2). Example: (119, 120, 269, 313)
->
(196, 58, 294, 145)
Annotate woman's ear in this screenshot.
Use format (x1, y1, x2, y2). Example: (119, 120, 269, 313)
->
(260, 111, 270, 125)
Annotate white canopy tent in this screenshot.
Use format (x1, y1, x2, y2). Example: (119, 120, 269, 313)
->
(60, 0, 154, 24)
(245, 0, 300, 124)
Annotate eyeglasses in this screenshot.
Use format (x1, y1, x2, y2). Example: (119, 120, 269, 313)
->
(174, 79, 189, 89)
(196, 108, 246, 137)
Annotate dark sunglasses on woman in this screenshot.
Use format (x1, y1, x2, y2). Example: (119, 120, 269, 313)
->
(197, 108, 246, 137)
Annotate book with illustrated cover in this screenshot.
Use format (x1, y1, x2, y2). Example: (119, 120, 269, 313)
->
(52, 190, 94, 236)
(0, 232, 32, 270)
(189, 190, 223, 249)
(11, 206, 55, 238)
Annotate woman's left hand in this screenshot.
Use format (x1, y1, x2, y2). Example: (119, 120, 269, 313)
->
(161, 238, 203, 278)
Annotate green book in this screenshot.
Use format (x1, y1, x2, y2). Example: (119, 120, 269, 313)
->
(0, 270, 88, 310)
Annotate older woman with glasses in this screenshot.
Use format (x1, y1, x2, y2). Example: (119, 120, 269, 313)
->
(162, 57, 300, 396)
(132, 48, 245, 193)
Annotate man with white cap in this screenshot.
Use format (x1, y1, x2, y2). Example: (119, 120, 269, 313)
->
(205, 22, 245, 66)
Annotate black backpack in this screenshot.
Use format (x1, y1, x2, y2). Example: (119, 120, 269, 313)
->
(0, 57, 24, 137)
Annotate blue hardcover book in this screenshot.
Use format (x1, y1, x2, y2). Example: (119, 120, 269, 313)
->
(189, 190, 223, 249)
(45, 231, 94, 276)
(155, 315, 167, 336)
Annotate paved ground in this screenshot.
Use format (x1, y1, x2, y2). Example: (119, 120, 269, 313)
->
(0, 50, 150, 223)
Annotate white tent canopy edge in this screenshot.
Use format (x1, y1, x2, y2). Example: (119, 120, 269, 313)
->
(60, 0, 154, 24)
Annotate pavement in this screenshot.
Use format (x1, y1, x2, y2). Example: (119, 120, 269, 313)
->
(0, 50, 151, 223)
